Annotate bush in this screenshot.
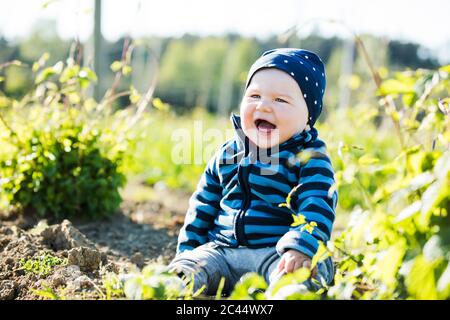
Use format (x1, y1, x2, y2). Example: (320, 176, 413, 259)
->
(0, 113, 126, 218)
(0, 52, 142, 219)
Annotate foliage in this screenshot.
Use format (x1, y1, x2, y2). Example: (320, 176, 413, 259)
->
(102, 272, 126, 300)
(324, 64, 450, 300)
(116, 264, 203, 300)
(20, 252, 67, 277)
(229, 273, 267, 300)
(0, 53, 139, 218)
(123, 108, 232, 192)
(31, 285, 68, 300)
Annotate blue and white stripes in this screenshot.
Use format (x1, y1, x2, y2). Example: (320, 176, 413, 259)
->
(177, 114, 338, 259)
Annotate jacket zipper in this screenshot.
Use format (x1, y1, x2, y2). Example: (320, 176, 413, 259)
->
(234, 140, 298, 246)
(234, 163, 251, 246)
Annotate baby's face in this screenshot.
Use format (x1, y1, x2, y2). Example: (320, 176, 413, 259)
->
(240, 68, 310, 149)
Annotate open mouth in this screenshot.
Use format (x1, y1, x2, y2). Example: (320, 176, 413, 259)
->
(254, 119, 277, 133)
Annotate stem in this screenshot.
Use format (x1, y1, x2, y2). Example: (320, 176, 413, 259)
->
(334, 243, 361, 265)
(0, 60, 27, 70)
(0, 112, 17, 138)
(101, 37, 133, 104)
(355, 173, 375, 212)
(101, 90, 132, 106)
(76, 40, 83, 67)
(127, 47, 160, 129)
(353, 35, 405, 150)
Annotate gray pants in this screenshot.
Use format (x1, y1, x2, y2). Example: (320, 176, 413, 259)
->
(167, 242, 334, 296)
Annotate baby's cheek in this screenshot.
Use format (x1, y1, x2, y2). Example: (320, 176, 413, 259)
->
(241, 108, 254, 129)
(283, 114, 307, 136)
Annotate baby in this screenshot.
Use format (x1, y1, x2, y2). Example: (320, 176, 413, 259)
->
(168, 48, 338, 296)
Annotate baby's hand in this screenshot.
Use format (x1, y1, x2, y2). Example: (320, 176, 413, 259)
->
(277, 249, 318, 278)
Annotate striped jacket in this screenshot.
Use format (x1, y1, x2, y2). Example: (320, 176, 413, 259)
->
(177, 114, 338, 259)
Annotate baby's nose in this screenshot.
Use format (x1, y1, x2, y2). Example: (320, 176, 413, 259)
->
(256, 98, 273, 112)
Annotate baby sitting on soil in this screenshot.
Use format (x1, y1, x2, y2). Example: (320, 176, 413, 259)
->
(168, 48, 338, 296)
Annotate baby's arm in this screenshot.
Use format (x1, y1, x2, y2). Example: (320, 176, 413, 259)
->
(276, 140, 338, 273)
(176, 155, 222, 254)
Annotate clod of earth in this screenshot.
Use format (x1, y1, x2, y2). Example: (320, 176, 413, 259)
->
(68, 247, 104, 272)
(0, 280, 16, 300)
(40, 220, 97, 251)
(1, 203, 181, 300)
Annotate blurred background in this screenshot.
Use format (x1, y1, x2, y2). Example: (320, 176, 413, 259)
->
(1, 0, 449, 114)
(1, 0, 450, 206)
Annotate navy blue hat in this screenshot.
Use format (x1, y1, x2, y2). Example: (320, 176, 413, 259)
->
(245, 48, 326, 127)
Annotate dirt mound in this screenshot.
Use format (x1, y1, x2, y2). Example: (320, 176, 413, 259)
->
(40, 219, 97, 251)
(0, 211, 180, 300)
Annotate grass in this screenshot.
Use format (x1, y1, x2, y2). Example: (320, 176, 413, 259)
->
(123, 108, 233, 193)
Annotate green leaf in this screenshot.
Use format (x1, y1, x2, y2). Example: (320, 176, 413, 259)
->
(420, 181, 441, 229)
(122, 65, 132, 76)
(281, 184, 301, 211)
(358, 154, 380, 166)
(291, 213, 306, 227)
(438, 98, 450, 116)
(36, 62, 63, 84)
(215, 277, 226, 299)
(0, 96, 10, 108)
(378, 78, 415, 96)
(32, 53, 50, 72)
(80, 67, 97, 83)
(311, 241, 330, 270)
(394, 200, 421, 223)
(437, 263, 450, 298)
(41, 0, 57, 9)
(129, 85, 141, 104)
(110, 61, 123, 73)
(269, 268, 310, 297)
(423, 236, 444, 262)
(405, 255, 438, 299)
(35, 67, 56, 84)
(59, 65, 80, 83)
(301, 221, 317, 234)
(229, 273, 267, 300)
(438, 64, 450, 74)
(372, 241, 406, 287)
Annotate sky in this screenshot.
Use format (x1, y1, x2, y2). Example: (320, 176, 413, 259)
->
(1, 0, 449, 61)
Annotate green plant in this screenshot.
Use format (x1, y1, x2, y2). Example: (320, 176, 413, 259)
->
(228, 273, 267, 300)
(0, 117, 127, 218)
(323, 64, 450, 300)
(19, 252, 67, 277)
(31, 285, 68, 300)
(122, 108, 231, 193)
(118, 264, 196, 300)
(0, 48, 151, 218)
(102, 272, 125, 300)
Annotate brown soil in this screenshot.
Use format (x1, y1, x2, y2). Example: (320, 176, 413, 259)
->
(0, 186, 190, 300)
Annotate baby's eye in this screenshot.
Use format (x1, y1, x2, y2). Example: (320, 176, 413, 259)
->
(250, 94, 261, 99)
(275, 97, 288, 103)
